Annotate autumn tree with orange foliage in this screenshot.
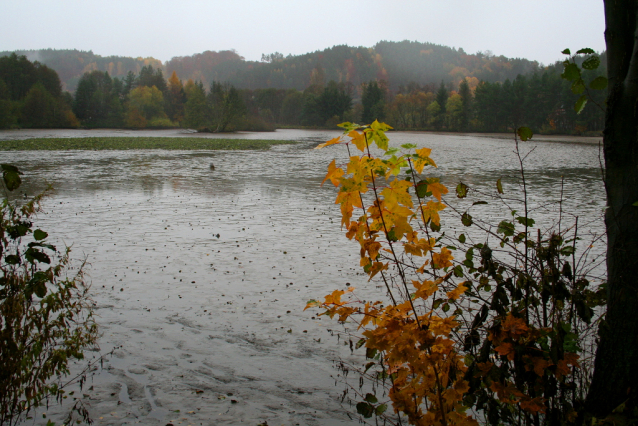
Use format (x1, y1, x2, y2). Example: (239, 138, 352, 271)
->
(309, 122, 606, 425)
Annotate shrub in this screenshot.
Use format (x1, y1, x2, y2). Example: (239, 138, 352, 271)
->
(310, 123, 605, 425)
(0, 165, 99, 426)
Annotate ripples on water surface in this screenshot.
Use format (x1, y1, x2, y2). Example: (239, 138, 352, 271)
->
(0, 129, 606, 425)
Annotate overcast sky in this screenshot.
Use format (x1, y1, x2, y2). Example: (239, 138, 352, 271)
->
(0, 0, 605, 66)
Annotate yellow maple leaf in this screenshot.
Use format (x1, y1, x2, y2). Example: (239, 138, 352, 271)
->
(348, 130, 367, 152)
(413, 147, 437, 173)
(321, 159, 344, 187)
(421, 200, 446, 226)
(335, 190, 363, 227)
(365, 120, 393, 151)
(381, 179, 413, 210)
(413, 279, 438, 300)
(428, 315, 458, 336)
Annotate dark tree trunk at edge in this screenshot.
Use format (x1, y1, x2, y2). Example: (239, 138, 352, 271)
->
(586, 0, 638, 417)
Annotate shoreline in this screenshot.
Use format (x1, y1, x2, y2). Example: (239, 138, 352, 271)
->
(0, 127, 603, 146)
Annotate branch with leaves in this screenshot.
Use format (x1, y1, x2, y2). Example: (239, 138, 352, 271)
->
(309, 122, 606, 425)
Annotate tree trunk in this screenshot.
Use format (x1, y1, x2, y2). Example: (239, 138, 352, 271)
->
(586, 0, 638, 417)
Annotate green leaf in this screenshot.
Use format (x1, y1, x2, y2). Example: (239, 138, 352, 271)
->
(633, 201, 638, 207)
(576, 48, 595, 55)
(365, 393, 378, 404)
(432, 299, 443, 309)
(575, 95, 588, 114)
(25, 248, 51, 264)
(561, 48, 571, 55)
(497, 221, 515, 236)
(5, 254, 20, 265)
(560, 246, 575, 256)
(401, 143, 417, 149)
(356, 402, 374, 418)
(375, 404, 388, 415)
(456, 182, 468, 198)
(496, 178, 504, 194)
(385, 147, 399, 155)
(582, 55, 601, 70)
(34, 282, 47, 298)
(416, 180, 430, 198)
(337, 122, 362, 132)
(1, 164, 23, 191)
(442, 302, 450, 312)
(590, 76, 608, 90)
(571, 79, 586, 95)
(453, 265, 464, 278)
(366, 347, 377, 359)
(33, 229, 48, 241)
(356, 338, 366, 349)
(516, 216, 535, 227)
(458, 234, 466, 244)
(461, 212, 473, 227)
(517, 126, 533, 141)
(561, 63, 581, 81)
(472, 201, 488, 206)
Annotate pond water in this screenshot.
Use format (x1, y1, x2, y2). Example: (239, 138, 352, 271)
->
(1, 129, 606, 426)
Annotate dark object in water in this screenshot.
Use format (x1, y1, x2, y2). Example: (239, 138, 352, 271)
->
(210, 163, 215, 170)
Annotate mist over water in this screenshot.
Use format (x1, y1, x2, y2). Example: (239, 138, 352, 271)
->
(0, 129, 606, 425)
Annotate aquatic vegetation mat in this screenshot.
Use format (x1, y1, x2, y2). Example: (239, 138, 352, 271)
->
(0, 137, 296, 150)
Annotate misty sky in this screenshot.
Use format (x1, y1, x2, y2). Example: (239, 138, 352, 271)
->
(0, 0, 605, 65)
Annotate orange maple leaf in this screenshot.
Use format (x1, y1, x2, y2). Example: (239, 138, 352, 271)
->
(315, 136, 343, 149)
(520, 397, 547, 414)
(335, 190, 362, 227)
(501, 314, 529, 340)
(446, 283, 468, 300)
(321, 159, 344, 187)
(427, 180, 449, 201)
(494, 342, 516, 360)
(432, 247, 454, 269)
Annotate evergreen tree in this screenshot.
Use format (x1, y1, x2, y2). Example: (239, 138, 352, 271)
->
(435, 81, 448, 115)
(458, 79, 472, 131)
(317, 81, 352, 124)
(362, 80, 385, 123)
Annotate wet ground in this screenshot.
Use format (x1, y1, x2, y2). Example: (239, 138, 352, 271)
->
(1, 129, 606, 426)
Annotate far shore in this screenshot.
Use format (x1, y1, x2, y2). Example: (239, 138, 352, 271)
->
(392, 130, 603, 145)
(0, 127, 603, 145)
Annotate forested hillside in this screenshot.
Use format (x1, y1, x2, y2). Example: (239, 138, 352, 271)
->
(165, 41, 542, 91)
(0, 43, 605, 135)
(2, 41, 541, 93)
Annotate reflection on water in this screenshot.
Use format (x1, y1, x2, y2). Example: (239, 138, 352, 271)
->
(0, 130, 606, 425)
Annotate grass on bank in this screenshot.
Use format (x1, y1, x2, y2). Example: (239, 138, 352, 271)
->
(0, 137, 297, 151)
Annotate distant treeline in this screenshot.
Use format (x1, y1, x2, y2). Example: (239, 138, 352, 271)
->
(0, 51, 605, 134)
